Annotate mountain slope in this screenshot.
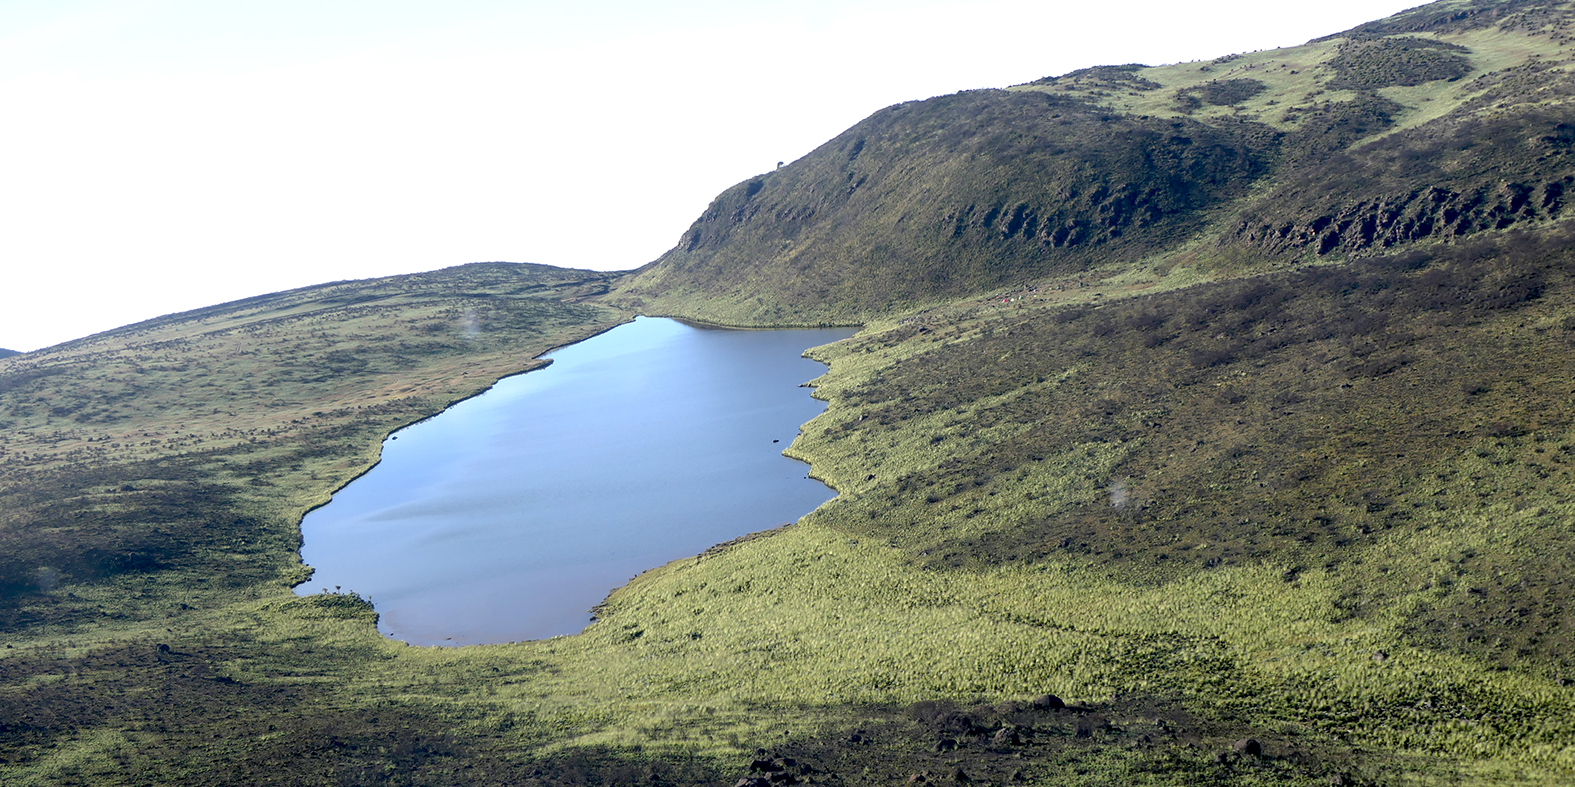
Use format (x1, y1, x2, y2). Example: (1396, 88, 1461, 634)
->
(614, 0, 1575, 324)
(613, 92, 1275, 322)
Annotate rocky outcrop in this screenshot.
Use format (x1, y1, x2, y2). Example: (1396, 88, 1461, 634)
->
(1234, 177, 1573, 256)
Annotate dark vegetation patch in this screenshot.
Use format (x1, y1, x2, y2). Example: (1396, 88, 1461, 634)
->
(823, 228, 1575, 671)
(726, 696, 1404, 786)
(1276, 94, 1402, 167)
(0, 402, 450, 631)
(0, 632, 433, 785)
(1322, 0, 1568, 39)
(1029, 64, 1161, 92)
(0, 625, 719, 786)
(0, 456, 274, 621)
(1325, 37, 1472, 90)
(1174, 79, 1267, 112)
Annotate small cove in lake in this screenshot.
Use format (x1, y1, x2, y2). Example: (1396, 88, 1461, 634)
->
(295, 317, 856, 646)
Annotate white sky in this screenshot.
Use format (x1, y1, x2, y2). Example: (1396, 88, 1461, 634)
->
(0, 0, 1425, 352)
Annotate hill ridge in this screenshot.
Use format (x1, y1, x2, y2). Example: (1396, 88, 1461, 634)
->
(611, 0, 1575, 327)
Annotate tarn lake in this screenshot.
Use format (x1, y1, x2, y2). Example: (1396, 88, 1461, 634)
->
(295, 316, 856, 646)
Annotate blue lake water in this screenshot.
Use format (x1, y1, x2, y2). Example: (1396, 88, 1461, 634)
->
(295, 316, 855, 646)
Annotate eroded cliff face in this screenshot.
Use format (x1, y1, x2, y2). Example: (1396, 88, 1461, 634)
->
(1228, 97, 1575, 258)
(1233, 174, 1575, 257)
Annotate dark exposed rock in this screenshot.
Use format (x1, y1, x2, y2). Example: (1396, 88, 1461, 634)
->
(1234, 178, 1574, 257)
(1074, 714, 1109, 738)
(1031, 694, 1064, 709)
(1234, 737, 1263, 757)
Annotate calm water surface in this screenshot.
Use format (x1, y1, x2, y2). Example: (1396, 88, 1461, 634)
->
(295, 317, 854, 645)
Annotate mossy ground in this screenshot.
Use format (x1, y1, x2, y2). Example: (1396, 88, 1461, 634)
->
(6, 226, 1575, 784)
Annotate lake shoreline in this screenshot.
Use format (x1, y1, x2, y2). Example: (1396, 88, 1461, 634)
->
(291, 313, 637, 593)
(296, 317, 856, 645)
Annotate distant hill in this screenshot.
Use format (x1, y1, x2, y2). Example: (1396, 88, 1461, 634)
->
(0, 349, 18, 359)
(612, 91, 1275, 323)
(614, 0, 1575, 324)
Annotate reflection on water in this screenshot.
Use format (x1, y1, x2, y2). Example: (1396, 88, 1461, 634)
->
(296, 317, 855, 645)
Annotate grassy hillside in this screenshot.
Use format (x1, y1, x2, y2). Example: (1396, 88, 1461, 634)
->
(0, 262, 621, 612)
(0, 263, 639, 783)
(7, 1, 1575, 785)
(612, 0, 1575, 325)
(610, 93, 1275, 324)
